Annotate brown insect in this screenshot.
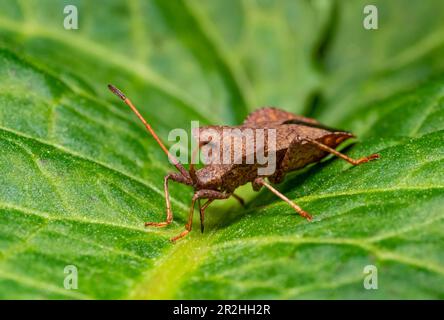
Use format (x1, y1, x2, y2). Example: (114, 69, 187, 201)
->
(108, 85, 379, 242)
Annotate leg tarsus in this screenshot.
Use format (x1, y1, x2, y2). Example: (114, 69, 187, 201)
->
(352, 153, 380, 165)
(145, 221, 169, 228)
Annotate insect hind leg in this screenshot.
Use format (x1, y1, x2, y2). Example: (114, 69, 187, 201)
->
(145, 172, 192, 228)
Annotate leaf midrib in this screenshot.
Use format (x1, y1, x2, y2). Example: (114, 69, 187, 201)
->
(128, 190, 444, 299)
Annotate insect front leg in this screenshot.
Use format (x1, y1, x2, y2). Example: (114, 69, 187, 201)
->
(145, 172, 192, 228)
(171, 190, 231, 242)
(255, 178, 312, 221)
(301, 137, 379, 165)
(199, 199, 214, 233)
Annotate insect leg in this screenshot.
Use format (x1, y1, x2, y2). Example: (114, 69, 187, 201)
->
(189, 140, 211, 183)
(301, 137, 379, 165)
(255, 178, 312, 221)
(232, 193, 245, 207)
(171, 190, 231, 242)
(145, 172, 192, 228)
(199, 199, 214, 233)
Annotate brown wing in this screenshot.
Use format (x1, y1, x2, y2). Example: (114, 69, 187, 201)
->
(193, 107, 320, 145)
(243, 107, 319, 126)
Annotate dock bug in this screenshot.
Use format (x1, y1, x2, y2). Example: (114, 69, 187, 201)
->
(108, 85, 379, 242)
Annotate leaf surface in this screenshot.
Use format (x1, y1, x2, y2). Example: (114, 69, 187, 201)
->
(0, 0, 443, 299)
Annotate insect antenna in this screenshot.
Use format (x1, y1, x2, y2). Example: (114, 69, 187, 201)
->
(108, 84, 190, 179)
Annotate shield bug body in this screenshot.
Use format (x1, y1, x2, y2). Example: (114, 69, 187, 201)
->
(108, 85, 379, 242)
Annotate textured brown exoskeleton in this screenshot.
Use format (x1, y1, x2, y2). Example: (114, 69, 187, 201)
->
(108, 85, 379, 242)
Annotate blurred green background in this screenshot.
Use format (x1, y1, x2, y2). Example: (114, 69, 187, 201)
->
(0, 0, 443, 299)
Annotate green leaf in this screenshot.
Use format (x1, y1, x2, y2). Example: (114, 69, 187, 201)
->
(0, 0, 443, 299)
